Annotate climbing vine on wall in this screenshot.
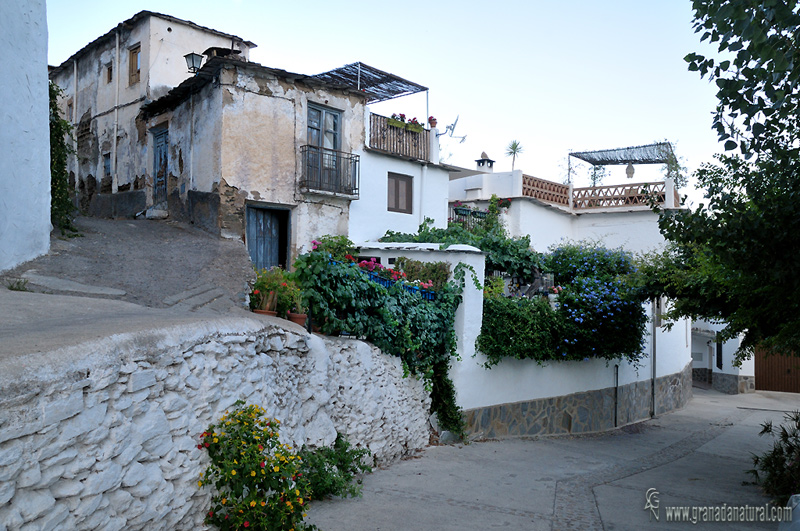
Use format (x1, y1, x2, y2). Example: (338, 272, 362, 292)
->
(49, 81, 76, 234)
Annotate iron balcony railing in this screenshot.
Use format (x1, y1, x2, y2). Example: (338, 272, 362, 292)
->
(300, 145, 360, 198)
(369, 113, 430, 161)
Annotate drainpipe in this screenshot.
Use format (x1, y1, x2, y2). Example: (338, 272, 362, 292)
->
(189, 92, 194, 192)
(651, 298, 657, 417)
(418, 164, 427, 226)
(73, 59, 78, 167)
(112, 27, 120, 192)
(614, 364, 619, 427)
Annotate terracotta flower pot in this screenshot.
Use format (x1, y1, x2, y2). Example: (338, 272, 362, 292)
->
(287, 312, 308, 327)
(253, 309, 277, 316)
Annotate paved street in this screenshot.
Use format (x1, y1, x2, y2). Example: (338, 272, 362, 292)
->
(307, 388, 800, 530)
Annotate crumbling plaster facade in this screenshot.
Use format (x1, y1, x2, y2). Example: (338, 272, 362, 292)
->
(144, 59, 366, 258)
(48, 11, 254, 214)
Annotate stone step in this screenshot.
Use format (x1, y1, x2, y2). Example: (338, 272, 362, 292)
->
(172, 287, 227, 312)
(162, 285, 216, 306)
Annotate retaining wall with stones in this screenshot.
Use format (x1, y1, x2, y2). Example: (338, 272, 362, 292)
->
(712, 372, 756, 394)
(463, 362, 692, 438)
(0, 317, 430, 530)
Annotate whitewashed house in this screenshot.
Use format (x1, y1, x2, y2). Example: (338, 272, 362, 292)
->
(0, 0, 51, 272)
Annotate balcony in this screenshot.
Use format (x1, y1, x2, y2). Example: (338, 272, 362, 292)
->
(571, 182, 669, 210)
(300, 145, 360, 198)
(369, 113, 430, 161)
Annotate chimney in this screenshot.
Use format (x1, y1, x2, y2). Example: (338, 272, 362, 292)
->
(475, 151, 495, 173)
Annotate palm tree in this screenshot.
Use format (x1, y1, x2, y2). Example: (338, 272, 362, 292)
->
(506, 140, 524, 171)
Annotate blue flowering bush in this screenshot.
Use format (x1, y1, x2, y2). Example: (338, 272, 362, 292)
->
(478, 242, 648, 366)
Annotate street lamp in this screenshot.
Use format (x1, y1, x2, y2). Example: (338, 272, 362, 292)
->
(184, 52, 204, 74)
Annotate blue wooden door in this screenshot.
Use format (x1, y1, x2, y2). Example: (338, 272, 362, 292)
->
(153, 129, 168, 205)
(246, 207, 288, 271)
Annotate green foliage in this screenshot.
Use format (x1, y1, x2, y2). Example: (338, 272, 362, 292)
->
(5, 279, 30, 292)
(478, 242, 648, 366)
(198, 402, 315, 531)
(750, 411, 800, 506)
(381, 209, 541, 282)
(394, 257, 451, 292)
(648, 146, 800, 362)
(292, 250, 466, 435)
(311, 235, 356, 261)
(685, 1, 800, 155)
(49, 82, 76, 234)
(506, 140, 523, 170)
(297, 434, 372, 501)
(429, 360, 465, 440)
(650, 2, 800, 363)
(250, 267, 295, 316)
(482, 275, 505, 299)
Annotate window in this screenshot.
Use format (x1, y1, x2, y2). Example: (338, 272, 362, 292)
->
(106, 63, 113, 84)
(388, 172, 412, 213)
(103, 153, 112, 178)
(307, 104, 340, 151)
(129, 45, 141, 85)
(67, 101, 73, 122)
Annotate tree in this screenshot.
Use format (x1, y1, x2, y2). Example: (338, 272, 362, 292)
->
(685, 0, 800, 156)
(649, 1, 800, 362)
(505, 140, 523, 171)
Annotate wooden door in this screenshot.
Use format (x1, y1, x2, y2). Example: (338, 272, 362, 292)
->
(246, 207, 289, 271)
(755, 348, 800, 392)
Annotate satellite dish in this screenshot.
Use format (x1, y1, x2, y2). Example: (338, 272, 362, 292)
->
(438, 115, 467, 143)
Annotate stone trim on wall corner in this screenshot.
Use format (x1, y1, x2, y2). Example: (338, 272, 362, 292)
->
(463, 362, 693, 439)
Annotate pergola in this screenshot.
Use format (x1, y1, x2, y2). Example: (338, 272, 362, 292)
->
(312, 62, 428, 103)
(568, 142, 677, 181)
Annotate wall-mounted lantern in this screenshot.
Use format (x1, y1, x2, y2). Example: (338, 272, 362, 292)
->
(625, 162, 635, 179)
(184, 52, 204, 74)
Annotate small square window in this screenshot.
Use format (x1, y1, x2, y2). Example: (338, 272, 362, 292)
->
(129, 45, 141, 85)
(388, 173, 412, 214)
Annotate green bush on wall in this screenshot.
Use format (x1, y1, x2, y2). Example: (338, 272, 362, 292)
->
(478, 242, 648, 366)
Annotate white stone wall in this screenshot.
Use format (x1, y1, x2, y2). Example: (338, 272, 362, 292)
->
(0, 0, 50, 272)
(0, 318, 429, 530)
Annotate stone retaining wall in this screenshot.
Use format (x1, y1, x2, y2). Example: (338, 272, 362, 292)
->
(463, 362, 692, 438)
(0, 318, 430, 530)
(712, 372, 756, 394)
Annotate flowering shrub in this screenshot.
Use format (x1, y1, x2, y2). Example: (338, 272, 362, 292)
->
(390, 113, 406, 123)
(477, 242, 648, 366)
(198, 402, 314, 531)
(408, 117, 422, 126)
(292, 247, 469, 437)
(310, 235, 356, 261)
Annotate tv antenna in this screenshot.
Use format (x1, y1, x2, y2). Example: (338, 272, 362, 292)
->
(437, 115, 467, 144)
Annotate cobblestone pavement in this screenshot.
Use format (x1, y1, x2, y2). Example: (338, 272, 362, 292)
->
(306, 388, 800, 530)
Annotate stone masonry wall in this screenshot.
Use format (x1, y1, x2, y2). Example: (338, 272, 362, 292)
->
(0, 318, 430, 530)
(463, 362, 692, 438)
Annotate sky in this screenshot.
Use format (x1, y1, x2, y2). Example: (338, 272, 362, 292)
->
(46, 0, 723, 197)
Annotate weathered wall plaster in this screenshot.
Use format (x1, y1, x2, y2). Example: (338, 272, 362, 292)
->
(0, 317, 429, 530)
(0, 0, 51, 272)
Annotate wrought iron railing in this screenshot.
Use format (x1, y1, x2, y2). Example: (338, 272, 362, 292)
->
(522, 175, 570, 206)
(572, 182, 666, 210)
(300, 145, 360, 197)
(369, 113, 430, 161)
(448, 206, 489, 231)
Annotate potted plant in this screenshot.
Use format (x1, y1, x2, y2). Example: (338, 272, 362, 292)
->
(452, 201, 471, 217)
(287, 287, 308, 327)
(428, 115, 437, 128)
(388, 113, 406, 128)
(250, 267, 293, 317)
(406, 117, 424, 133)
(471, 209, 489, 219)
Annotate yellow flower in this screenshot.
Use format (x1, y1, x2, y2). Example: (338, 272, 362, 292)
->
(222, 498, 226, 505)
(261, 469, 265, 475)
(250, 500, 256, 507)
(198, 481, 203, 487)
(231, 470, 236, 476)
(251, 471, 256, 477)
(213, 438, 218, 443)
(295, 489, 300, 497)
(273, 466, 280, 472)
(260, 501, 266, 507)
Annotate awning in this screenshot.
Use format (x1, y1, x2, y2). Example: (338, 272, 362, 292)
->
(313, 62, 427, 103)
(569, 142, 675, 166)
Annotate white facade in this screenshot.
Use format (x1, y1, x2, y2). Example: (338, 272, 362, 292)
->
(350, 124, 449, 243)
(0, 0, 51, 272)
